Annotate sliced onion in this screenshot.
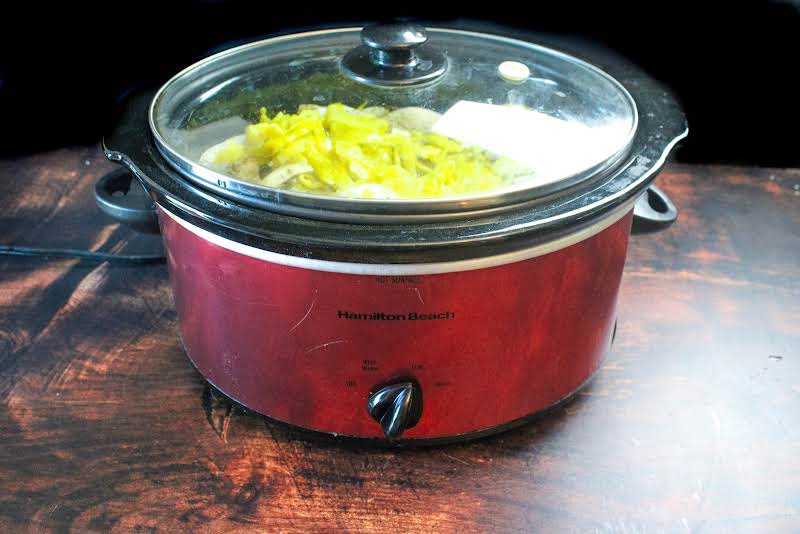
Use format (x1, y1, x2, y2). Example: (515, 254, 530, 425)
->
(262, 163, 314, 187)
(338, 183, 398, 199)
(198, 134, 246, 168)
(387, 107, 443, 133)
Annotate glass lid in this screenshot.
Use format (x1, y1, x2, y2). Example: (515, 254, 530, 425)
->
(150, 25, 637, 220)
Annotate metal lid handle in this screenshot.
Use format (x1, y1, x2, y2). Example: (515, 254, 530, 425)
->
(361, 24, 428, 68)
(341, 24, 447, 87)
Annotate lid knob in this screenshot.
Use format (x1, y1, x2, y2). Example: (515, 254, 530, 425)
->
(361, 24, 428, 68)
(341, 24, 447, 87)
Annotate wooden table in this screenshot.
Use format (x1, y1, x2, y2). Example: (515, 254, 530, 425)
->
(1, 147, 798, 533)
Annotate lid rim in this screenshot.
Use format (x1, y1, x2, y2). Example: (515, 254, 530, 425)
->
(148, 27, 639, 221)
(104, 78, 686, 256)
(151, 132, 635, 223)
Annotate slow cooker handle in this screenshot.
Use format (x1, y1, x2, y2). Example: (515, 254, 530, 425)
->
(631, 185, 677, 235)
(94, 168, 160, 234)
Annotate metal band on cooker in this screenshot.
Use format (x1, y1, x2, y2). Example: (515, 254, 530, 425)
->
(159, 195, 636, 276)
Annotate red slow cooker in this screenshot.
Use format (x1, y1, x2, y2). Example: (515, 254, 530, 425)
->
(98, 24, 687, 443)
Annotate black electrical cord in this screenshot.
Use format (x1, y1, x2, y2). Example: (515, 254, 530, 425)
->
(0, 245, 165, 264)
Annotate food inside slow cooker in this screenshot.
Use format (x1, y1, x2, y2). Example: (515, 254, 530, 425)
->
(199, 103, 532, 199)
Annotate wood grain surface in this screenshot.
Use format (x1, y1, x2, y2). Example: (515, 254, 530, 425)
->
(1, 146, 799, 533)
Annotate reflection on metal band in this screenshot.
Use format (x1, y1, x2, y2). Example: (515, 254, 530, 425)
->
(159, 195, 636, 275)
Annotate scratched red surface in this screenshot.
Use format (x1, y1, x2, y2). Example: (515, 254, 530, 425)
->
(1, 147, 799, 532)
(160, 209, 629, 438)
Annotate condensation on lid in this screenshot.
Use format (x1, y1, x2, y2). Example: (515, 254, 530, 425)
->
(150, 28, 639, 211)
(433, 101, 633, 185)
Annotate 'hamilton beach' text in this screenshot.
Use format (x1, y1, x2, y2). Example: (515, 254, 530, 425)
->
(337, 311, 455, 321)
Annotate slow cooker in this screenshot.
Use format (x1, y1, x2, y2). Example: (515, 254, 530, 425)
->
(98, 23, 687, 443)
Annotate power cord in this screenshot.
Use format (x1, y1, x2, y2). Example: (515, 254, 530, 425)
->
(0, 245, 165, 264)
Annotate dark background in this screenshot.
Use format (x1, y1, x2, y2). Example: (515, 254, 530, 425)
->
(1, 1, 798, 166)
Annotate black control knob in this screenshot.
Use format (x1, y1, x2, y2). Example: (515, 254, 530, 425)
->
(366, 380, 422, 440)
